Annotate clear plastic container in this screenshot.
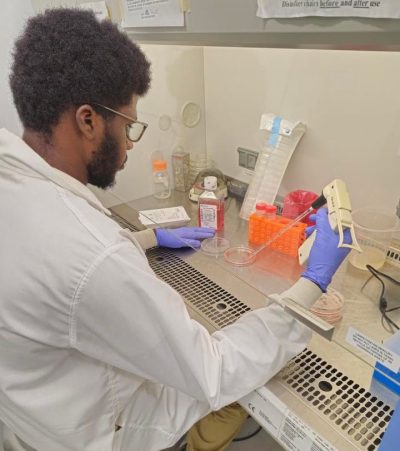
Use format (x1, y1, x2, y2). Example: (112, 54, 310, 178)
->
(152, 160, 171, 199)
(348, 207, 399, 270)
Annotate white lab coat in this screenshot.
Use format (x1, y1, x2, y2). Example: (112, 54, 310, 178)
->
(0, 129, 321, 451)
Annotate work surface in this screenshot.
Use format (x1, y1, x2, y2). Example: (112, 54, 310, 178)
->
(110, 191, 398, 450)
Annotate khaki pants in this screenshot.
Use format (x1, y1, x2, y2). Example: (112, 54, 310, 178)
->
(186, 403, 248, 451)
(1, 403, 248, 451)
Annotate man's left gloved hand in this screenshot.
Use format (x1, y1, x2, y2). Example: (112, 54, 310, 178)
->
(155, 227, 215, 249)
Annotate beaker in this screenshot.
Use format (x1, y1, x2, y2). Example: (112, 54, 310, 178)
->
(348, 207, 399, 270)
(282, 190, 318, 226)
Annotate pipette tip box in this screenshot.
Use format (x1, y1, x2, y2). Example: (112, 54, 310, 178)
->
(138, 206, 190, 229)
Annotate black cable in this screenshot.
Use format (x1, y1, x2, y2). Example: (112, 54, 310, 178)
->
(362, 265, 400, 333)
(232, 425, 262, 442)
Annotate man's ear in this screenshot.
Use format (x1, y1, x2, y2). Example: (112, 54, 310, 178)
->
(75, 104, 102, 140)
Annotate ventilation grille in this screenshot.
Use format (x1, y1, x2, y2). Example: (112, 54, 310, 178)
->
(278, 349, 393, 450)
(146, 248, 252, 328)
(111, 211, 393, 449)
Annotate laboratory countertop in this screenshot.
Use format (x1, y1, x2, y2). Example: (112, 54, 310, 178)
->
(110, 191, 400, 449)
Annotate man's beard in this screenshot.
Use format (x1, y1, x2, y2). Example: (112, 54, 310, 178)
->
(87, 128, 126, 189)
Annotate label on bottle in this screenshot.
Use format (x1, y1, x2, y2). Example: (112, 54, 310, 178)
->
(199, 203, 217, 229)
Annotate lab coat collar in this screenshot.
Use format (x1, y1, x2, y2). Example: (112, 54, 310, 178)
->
(0, 128, 111, 215)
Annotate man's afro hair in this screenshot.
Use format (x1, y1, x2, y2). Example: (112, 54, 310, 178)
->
(10, 8, 151, 134)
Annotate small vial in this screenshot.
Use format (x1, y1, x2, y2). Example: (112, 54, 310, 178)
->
(255, 202, 268, 217)
(198, 176, 224, 231)
(264, 204, 277, 220)
(152, 160, 171, 199)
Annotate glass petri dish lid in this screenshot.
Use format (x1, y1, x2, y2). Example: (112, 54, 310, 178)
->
(201, 237, 230, 256)
(224, 245, 256, 266)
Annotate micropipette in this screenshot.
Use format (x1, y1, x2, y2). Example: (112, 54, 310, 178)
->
(224, 194, 327, 267)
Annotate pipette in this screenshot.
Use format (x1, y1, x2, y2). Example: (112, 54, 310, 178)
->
(224, 194, 327, 266)
(224, 179, 362, 267)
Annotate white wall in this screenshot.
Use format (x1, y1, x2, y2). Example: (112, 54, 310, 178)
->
(204, 47, 400, 212)
(0, 1, 34, 135)
(2, 4, 399, 213)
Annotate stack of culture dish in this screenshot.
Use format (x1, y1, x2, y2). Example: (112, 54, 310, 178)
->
(310, 288, 344, 324)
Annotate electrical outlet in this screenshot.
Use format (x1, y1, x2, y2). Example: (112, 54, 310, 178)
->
(237, 147, 258, 171)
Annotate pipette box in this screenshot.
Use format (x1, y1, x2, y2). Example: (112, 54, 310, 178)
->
(138, 206, 191, 229)
(248, 214, 307, 257)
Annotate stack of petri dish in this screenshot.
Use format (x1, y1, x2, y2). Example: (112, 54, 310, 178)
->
(310, 288, 344, 324)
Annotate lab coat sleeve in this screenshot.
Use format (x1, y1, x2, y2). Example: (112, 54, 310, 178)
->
(71, 241, 321, 411)
(130, 229, 157, 250)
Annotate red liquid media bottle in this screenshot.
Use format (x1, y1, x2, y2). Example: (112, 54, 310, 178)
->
(198, 176, 224, 231)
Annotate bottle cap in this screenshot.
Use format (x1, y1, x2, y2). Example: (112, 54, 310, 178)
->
(265, 204, 277, 213)
(204, 176, 217, 190)
(255, 202, 268, 211)
(153, 160, 167, 171)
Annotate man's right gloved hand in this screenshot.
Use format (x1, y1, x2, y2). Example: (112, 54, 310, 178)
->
(302, 208, 352, 292)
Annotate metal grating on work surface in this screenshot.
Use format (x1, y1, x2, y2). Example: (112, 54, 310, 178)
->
(277, 349, 393, 450)
(146, 248, 252, 328)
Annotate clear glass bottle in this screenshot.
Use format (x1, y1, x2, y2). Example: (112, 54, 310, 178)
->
(198, 176, 224, 231)
(152, 160, 171, 199)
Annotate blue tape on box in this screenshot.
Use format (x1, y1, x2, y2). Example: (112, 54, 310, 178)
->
(267, 116, 282, 149)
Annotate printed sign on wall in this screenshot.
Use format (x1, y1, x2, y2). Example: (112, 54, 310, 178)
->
(121, 0, 184, 27)
(257, 0, 400, 19)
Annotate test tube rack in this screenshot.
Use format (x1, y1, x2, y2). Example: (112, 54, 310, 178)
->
(248, 214, 307, 257)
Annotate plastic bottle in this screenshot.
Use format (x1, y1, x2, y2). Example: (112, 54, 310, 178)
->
(198, 176, 224, 231)
(152, 160, 171, 199)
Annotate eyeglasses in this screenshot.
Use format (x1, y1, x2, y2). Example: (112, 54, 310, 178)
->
(92, 103, 148, 143)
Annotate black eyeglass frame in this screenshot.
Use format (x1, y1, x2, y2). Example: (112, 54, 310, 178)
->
(91, 103, 148, 143)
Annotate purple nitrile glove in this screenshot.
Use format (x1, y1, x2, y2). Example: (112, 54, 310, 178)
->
(155, 227, 215, 249)
(302, 208, 352, 292)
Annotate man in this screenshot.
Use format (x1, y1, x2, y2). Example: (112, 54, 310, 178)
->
(0, 8, 351, 451)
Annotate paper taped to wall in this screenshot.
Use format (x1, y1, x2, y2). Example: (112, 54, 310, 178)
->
(257, 0, 400, 19)
(121, 0, 184, 27)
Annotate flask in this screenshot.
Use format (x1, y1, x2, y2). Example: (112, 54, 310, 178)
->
(198, 176, 224, 231)
(152, 160, 171, 199)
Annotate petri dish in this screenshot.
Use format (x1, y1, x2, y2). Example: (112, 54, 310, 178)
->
(224, 245, 256, 266)
(201, 237, 230, 256)
(310, 289, 344, 324)
(181, 102, 201, 127)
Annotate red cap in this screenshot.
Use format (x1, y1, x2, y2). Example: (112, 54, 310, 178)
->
(264, 204, 277, 213)
(255, 202, 268, 211)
